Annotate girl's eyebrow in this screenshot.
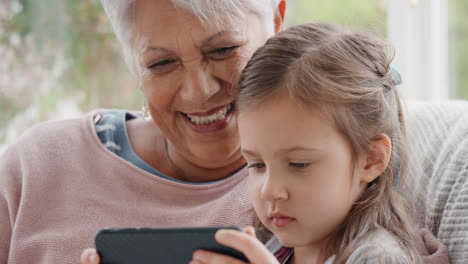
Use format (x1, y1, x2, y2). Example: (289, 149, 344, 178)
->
(273, 146, 320, 157)
(240, 148, 259, 157)
(241, 147, 320, 157)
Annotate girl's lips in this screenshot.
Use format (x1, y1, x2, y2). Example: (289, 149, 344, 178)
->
(270, 213, 296, 228)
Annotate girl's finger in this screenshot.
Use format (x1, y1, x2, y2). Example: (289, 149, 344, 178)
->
(215, 229, 279, 264)
(192, 249, 247, 264)
(244, 226, 256, 238)
(80, 248, 100, 264)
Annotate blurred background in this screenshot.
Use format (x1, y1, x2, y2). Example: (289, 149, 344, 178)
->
(1, 0, 467, 150)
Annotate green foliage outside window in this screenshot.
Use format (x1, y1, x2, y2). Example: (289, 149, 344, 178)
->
(449, 0, 468, 99)
(286, 0, 387, 36)
(0, 0, 467, 149)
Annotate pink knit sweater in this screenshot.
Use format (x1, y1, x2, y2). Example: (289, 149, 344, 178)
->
(0, 111, 253, 263)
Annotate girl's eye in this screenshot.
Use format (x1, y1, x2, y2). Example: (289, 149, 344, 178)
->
(289, 162, 310, 169)
(208, 46, 239, 60)
(247, 162, 265, 170)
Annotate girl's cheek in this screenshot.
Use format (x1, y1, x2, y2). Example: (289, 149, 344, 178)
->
(246, 178, 258, 201)
(247, 176, 264, 197)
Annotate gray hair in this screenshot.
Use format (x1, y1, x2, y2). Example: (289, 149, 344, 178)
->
(100, 0, 280, 74)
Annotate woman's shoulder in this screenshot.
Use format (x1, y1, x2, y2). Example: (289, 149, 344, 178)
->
(0, 110, 98, 188)
(8, 111, 96, 147)
(2, 109, 126, 155)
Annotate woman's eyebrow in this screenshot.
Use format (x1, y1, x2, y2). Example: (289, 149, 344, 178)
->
(142, 30, 241, 55)
(201, 30, 241, 46)
(143, 46, 172, 56)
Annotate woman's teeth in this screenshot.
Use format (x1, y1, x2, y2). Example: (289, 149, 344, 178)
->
(185, 104, 232, 125)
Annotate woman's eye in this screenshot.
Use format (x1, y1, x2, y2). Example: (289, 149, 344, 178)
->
(289, 162, 310, 169)
(208, 46, 239, 60)
(148, 59, 177, 71)
(247, 162, 265, 170)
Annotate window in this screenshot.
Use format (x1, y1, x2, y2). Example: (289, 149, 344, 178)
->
(0, 1, 138, 150)
(387, 0, 449, 100)
(449, 0, 468, 99)
(387, 0, 468, 101)
(293, 0, 468, 101)
(286, 0, 387, 36)
(1, 0, 466, 150)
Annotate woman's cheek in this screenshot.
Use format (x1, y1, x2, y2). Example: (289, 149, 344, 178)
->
(213, 51, 252, 83)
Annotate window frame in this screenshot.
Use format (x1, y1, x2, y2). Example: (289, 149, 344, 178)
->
(387, 0, 449, 101)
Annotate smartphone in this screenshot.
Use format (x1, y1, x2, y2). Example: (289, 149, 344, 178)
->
(95, 226, 248, 264)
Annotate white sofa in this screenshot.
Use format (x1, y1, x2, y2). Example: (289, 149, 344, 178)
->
(405, 100, 468, 264)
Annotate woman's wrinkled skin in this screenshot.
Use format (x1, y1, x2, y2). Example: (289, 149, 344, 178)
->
(125, 0, 284, 183)
(81, 0, 286, 263)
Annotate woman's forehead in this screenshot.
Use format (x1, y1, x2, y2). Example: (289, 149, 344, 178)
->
(135, 0, 250, 27)
(134, 0, 261, 48)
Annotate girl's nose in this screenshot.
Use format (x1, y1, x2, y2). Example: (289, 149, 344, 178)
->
(260, 172, 289, 201)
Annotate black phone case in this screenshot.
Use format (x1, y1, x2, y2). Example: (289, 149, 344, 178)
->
(95, 227, 248, 264)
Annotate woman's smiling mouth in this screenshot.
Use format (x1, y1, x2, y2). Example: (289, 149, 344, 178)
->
(184, 103, 234, 125)
(181, 103, 236, 133)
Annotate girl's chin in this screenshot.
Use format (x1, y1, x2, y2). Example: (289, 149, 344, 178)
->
(269, 230, 302, 248)
(276, 237, 297, 248)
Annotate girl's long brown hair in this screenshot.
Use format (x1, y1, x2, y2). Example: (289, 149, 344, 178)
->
(238, 22, 425, 263)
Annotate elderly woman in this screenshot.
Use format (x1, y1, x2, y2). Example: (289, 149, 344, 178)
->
(0, 0, 285, 263)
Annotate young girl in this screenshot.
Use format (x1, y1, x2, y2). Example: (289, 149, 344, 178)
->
(189, 23, 436, 264)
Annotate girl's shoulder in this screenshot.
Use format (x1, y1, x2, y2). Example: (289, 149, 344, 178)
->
(334, 228, 411, 264)
(268, 229, 410, 264)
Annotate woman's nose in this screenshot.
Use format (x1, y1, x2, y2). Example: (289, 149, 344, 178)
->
(179, 65, 221, 104)
(260, 172, 289, 201)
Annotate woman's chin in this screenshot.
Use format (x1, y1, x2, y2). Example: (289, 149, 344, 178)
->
(180, 129, 242, 167)
(191, 146, 243, 168)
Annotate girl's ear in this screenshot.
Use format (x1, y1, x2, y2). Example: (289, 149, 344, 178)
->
(359, 133, 392, 184)
(274, 0, 286, 33)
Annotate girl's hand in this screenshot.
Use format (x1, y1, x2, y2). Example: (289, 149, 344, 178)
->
(190, 226, 279, 264)
(80, 248, 100, 264)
